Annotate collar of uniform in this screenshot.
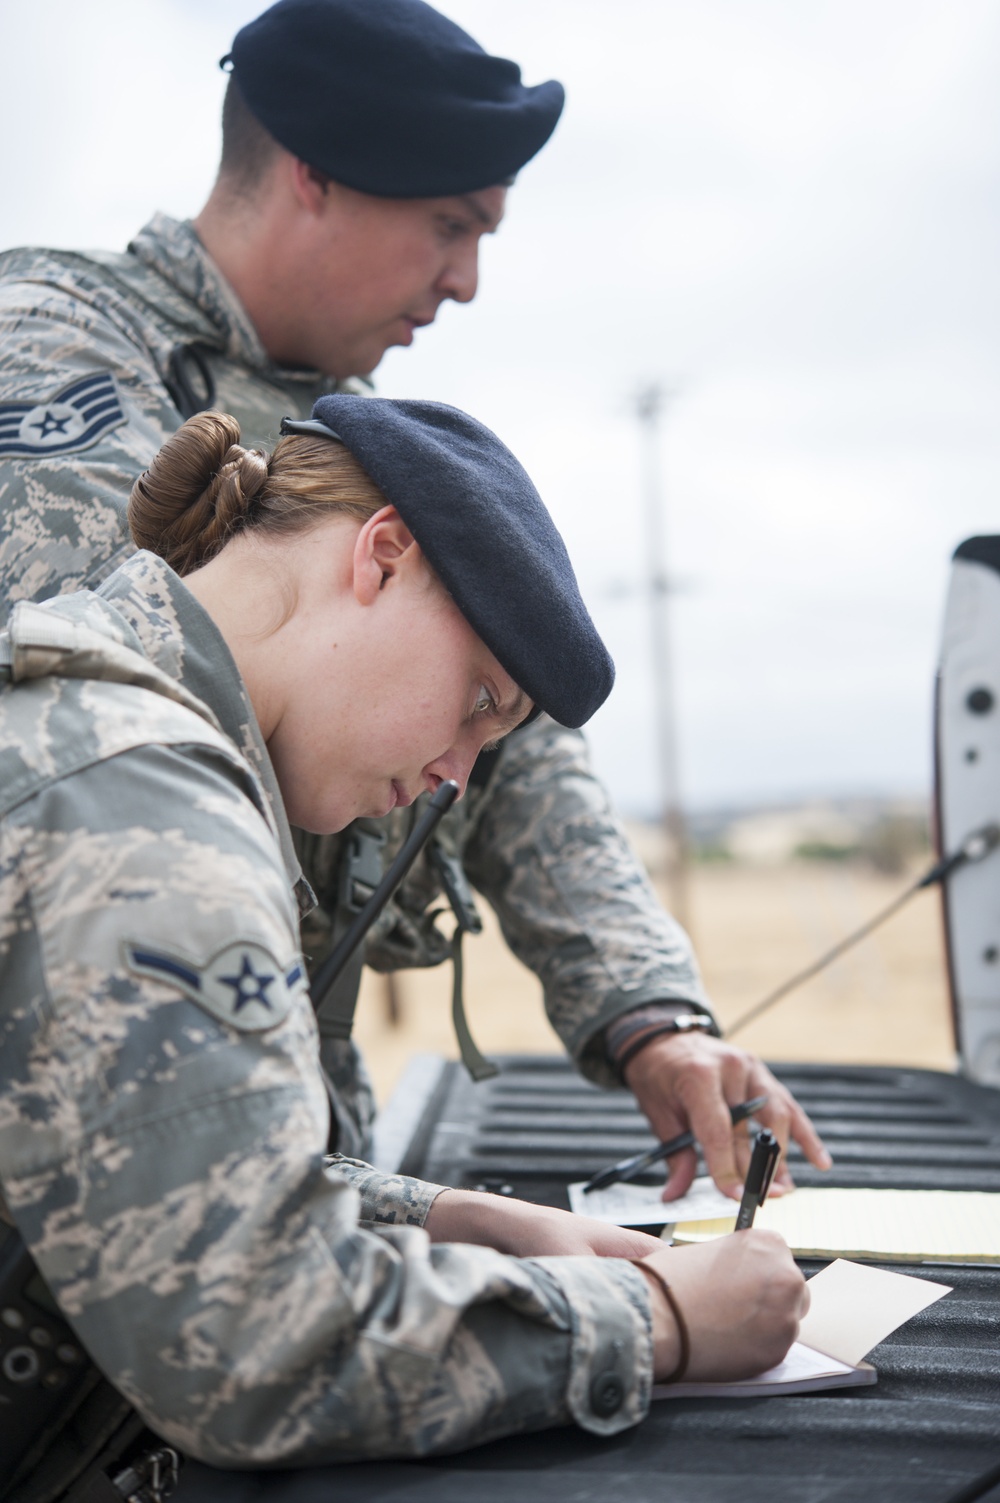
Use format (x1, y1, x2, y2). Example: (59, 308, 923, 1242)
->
(127, 213, 327, 388)
(97, 552, 311, 908)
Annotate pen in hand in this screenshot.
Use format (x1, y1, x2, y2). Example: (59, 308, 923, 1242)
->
(582, 1094, 769, 1194)
(734, 1128, 781, 1230)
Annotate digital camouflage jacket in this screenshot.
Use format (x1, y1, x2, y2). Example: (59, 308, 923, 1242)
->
(0, 552, 653, 1464)
(0, 216, 712, 1153)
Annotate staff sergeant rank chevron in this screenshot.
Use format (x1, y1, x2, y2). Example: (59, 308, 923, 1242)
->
(0, 372, 126, 457)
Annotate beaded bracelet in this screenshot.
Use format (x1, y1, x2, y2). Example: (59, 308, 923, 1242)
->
(628, 1259, 691, 1383)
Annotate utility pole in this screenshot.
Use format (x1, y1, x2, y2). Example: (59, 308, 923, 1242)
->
(635, 383, 691, 932)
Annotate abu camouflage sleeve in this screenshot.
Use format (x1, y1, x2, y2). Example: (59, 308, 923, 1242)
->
(463, 716, 712, 1088)
(0, 265, 178, 617)
(0, 742, 652, 1464)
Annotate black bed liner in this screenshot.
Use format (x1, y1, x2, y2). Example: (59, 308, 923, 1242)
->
(177, 1059, 1000, 1503)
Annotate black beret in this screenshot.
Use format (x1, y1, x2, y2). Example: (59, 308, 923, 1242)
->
(223, 0, 565, 198)
(280, 397, 614, 728)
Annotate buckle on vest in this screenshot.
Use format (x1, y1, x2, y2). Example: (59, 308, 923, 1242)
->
(111, 1445, 181, 1503)
(428, 840, 482, 935)
(339, 826, 387, 913)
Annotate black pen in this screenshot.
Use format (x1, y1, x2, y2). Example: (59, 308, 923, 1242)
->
(581, 1094, 769, 1194)
(734, 1128, 781, 1230)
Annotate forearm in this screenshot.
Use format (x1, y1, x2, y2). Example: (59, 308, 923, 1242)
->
(3, 1100, 652, 1462)
(465, 716, 712, 1086)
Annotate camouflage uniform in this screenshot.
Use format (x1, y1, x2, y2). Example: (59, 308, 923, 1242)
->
(0, 215, 711, 1153)
(0, 552, 653, 1463)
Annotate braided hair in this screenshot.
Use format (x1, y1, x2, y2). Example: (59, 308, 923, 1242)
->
(128, 411, 384, 575)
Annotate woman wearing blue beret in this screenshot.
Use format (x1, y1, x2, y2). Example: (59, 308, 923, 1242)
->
(0, 400, 806, 1485)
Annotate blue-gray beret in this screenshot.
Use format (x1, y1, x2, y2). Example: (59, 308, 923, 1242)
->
(280, 397, 614, 728)
(223, 0, 565, 198)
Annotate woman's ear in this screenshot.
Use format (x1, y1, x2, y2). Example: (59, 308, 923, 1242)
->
(353, 505, 421, 604)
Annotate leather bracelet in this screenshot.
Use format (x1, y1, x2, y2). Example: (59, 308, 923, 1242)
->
(629, 1259, 690, 1383)
(605, 1003, 692, 1056)
(615, 1017, 714, 1078)
(607, 1004, 719, 1080)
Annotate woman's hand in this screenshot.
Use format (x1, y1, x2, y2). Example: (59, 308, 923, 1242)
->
(423, 1187, 664, 1259)
(638, 1231, 809, 1382)
(424, 1191, 807, 1384)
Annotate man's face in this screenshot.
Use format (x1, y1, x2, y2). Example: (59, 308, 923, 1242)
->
(290, 182, 507, 378)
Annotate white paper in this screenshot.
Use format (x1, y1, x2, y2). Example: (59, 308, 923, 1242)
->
(651, 1340, 856, 1399)
(798, 1258, 952, 1367)
(758, 1341, 857, 1386)
(569, 1173, 736, 1226)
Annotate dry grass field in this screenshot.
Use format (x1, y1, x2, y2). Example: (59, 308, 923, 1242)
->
(353, 839, 955, 1107)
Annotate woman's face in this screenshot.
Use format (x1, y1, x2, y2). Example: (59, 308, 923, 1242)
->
(263, 513, 532, 834)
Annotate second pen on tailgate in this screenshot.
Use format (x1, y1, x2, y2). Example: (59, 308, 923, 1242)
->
(582, 1094, 769, 1194)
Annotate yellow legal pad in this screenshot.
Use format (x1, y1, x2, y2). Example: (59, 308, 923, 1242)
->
(672, 1187, 1000, 1263)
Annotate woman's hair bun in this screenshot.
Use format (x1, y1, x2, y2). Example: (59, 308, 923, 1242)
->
(128, 410, 270, 575)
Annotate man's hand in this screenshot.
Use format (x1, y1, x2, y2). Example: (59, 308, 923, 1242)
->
(640, 1231, 810, 1382)
(623, 1031, 832, 1202)
(424, 1187, 664, 1258)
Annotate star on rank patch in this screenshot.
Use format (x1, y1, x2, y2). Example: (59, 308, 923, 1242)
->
(123, 939, 308, 1032)
(0, 372, 125, 458)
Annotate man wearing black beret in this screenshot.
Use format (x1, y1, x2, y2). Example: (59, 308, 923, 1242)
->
(0, 0, 829, 1206)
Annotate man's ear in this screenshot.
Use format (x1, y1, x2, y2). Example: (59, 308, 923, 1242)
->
(353, 506, 421, 604)
(288, 156, 332, 216)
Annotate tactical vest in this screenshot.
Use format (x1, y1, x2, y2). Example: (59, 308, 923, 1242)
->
(0, 1221, 178, 1503)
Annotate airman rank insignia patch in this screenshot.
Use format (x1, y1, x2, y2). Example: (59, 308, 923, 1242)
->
(0, 372, 126, 458)
(123, 939, 308, 1032)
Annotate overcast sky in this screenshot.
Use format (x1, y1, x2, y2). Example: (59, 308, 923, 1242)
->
(3, 0, 999, 814)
